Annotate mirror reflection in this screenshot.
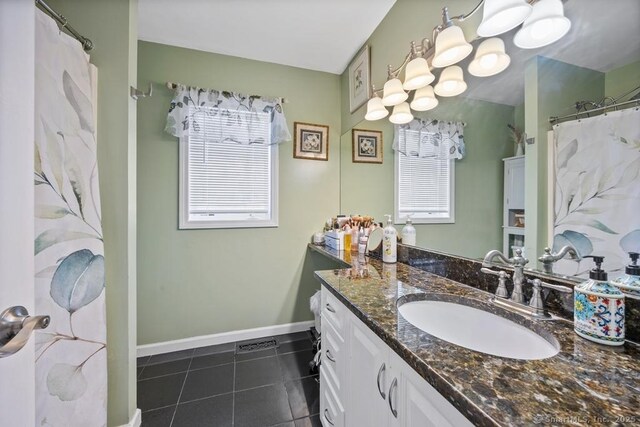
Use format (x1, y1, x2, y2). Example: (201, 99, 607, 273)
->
(339, 0, 640, 280)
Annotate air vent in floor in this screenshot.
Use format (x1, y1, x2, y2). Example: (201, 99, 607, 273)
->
(236, 337, 278, 353)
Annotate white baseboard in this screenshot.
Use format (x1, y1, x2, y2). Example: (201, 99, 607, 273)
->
(137, 320, 315, 357)
(117, 408, 141, 427)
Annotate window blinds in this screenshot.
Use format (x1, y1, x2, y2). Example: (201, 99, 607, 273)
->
(397, 129, 451, 219)
(186, 107, 273, 222)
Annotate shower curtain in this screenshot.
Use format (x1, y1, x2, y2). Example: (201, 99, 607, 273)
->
(552, 108, 640, 277)
(34, 10, 106, 426)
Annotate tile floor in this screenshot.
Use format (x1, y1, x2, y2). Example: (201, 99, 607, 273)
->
(137, 331, 321, 427)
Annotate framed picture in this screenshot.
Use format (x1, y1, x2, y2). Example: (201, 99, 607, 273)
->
(352, 129, 383, 164)
(348, 45, 371, 113)
(293, 122, 329, 161)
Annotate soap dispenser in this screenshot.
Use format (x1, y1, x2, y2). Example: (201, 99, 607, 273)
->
(611, 252, 640, 299)
(382, 215, 397, 263)
(574, 256, 625, 346)
(401, 216, 416, 246)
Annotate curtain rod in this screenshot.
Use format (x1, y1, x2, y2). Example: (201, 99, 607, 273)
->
(549, 98, 640, 124)
(166, 82, 289, 104)
(35, 0, 93, 51)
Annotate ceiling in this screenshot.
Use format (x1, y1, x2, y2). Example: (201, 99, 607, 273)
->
(138, 0, 640, 106)
(138, 0, 396, 75)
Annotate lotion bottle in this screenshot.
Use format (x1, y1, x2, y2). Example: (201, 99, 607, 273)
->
(382, 215, 397, 263)
(574, 256, 625, 346)
(401, 216, 416, 246)
(611, 252, 640, 299)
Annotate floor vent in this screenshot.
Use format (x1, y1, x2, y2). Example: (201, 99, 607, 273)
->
(237, 337, 278, 353)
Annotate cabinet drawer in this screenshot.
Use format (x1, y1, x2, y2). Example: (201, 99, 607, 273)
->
(323, 320, 344, 395)
(320, 365, 344, 427)
(321, 286, 345, 336)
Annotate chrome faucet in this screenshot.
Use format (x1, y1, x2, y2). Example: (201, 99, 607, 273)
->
(482, 248, 529, 303)
(482, 248, 572, 319)
(538, 246, 579, 274)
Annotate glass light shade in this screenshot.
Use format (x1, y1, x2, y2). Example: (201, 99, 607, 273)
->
(381, 78, 408, 106)
(434, 66, 467, 97)
(514, 0, 571, 49)
(410, 85, 439, 111)
(403, 57, 435, 91)
(389, 102, 413, 124)
(468, 38, 511, 77)
(364, 95, 389, 121)
(432, 25, 473, 68)
(477, 0, 532, 37)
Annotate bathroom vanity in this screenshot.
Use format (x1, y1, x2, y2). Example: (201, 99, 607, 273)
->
(310, 244, 640, 427)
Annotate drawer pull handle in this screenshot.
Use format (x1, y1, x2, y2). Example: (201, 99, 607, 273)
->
(388, 377, 398, 418)
(326, 349, 336, 363)
(376, 362, 386, 400)
(326, 303, 336, 313)
(324, 408, 335, 426)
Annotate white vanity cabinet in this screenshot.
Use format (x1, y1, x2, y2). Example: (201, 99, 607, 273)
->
(320, 285, 472, 427)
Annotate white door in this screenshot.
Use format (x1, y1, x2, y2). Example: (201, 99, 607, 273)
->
(0, 2, 38, 425)
(347, 319, 392, 427)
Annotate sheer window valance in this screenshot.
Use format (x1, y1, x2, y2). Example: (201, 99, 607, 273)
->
(393, 119, 466, 160)
(165, 85, 291, 145)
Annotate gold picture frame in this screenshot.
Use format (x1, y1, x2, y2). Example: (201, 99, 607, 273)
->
(348, 45, 371, 113)
(293, 122, 329, 161)
(352, 129, 383, 164)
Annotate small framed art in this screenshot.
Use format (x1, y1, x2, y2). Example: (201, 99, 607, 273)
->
(352, 129, 383, 164)
(348, 45, 371, 113)
(293, 122, 329, 161)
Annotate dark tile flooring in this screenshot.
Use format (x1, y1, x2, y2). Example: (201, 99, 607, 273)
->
(137, 331, 320, 427)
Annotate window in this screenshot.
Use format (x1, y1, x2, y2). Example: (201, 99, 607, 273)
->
(395, 129, 455, 224)
(179, 107, 278, 229)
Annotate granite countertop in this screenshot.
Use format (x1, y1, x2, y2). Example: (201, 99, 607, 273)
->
(309, 244, 640, 427)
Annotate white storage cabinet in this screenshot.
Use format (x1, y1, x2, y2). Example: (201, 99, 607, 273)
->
(320, 284, 472, 427)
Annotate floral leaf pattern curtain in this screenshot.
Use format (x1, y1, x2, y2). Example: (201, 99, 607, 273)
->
(35, 10, 106, 426)
(393, 119, 466, 160)
(552, 108, 640, 277)
(165, 85, 291, 144)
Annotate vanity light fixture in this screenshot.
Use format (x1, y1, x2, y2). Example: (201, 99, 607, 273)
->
(389, 102, 414, 124)
(468, 38, 511, 77)
(364, 0, 572, 123)
(514, 0, 571, 49)
(431, 8, 473, 68)
(403, 57, 435, 91)
(476, 0, 532, 37)
(434, 66, 467, 97)
(410, 85, 439, 111)
(382, 77, 408, 106)
(364, 94, 390, 121)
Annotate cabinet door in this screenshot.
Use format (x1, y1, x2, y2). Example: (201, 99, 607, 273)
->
(347, 318, 391, 427)
(505, 158, 525, 210)
(391, 353, 472, 427)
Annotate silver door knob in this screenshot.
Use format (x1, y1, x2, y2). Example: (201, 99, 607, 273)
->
(0, 306, 50, 358)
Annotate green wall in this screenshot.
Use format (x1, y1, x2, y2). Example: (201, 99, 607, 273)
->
(523, 57, 604, 265)
(46, 0, 138, 425)
(605, 60, 640, 99)
(338, 0, 512, 258)
(137, 41, 341, 345)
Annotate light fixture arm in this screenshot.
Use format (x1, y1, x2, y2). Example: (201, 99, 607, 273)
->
(384, 38, 433, 81)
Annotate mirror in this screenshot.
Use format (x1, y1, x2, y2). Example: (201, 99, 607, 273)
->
(366, 227, 384, 255)
(339, 0, 640, 279)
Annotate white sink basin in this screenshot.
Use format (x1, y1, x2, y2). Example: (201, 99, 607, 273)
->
(398, 300, 559, 360)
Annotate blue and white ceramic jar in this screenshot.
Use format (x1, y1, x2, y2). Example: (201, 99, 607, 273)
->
(574, 256, 625, 346)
